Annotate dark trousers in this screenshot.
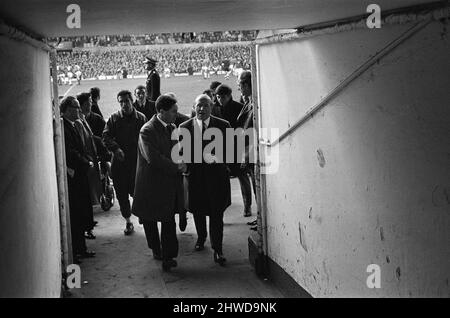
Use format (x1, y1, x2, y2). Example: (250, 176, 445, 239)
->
(193, 212, 224, 254)
(71, 219, 87, 255)
(237, 169, 253, 212)
(112, 173, 134, 219)
(68, 178, 88, 256)
(143, 219, 178, 260)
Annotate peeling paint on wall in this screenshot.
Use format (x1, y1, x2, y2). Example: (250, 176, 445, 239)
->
(317, 149, 326, 168)
(298, 222, 308, 252)
(380, 227, 385, 241)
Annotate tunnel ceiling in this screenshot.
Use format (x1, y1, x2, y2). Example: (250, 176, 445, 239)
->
(0, 0, 438, 37)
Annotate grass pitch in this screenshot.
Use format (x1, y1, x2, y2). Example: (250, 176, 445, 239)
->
(59, 75, 241, 120)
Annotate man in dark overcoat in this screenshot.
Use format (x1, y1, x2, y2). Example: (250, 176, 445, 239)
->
(60, 96, 96, 262)
(215, 83, 253, 216)
(103, 90, 147, 235)
(179, 94, 231, 266)
(132, 94, 187, 271)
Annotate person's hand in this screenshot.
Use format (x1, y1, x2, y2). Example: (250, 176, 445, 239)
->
(115, 149, 125, 161)
(88, 161, 94, 168)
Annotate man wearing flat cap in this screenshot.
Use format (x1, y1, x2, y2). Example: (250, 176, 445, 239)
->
(144, 57, 161, 102)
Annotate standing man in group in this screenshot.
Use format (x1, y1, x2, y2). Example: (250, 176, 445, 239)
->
(75, 93, 102, 239)
(236, 71, 256, 205)
(90, 87, 104, 119)
(133, 85, 156, 121)
(60, 96, 95, 263)
(215, 84, 253, 217)
(180, 94, 231, 266)
(103, 90, 147, 235)
(144, 57, 161, 102)
(132, 94, 187, 271)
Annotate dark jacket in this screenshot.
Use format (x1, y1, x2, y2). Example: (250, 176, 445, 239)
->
(91, 101, 103, 119)
(132, 115, 184, 221)
(146, 69, 161, 102)
(179, 116, 231, 215)
(175, 112, 190, 127)
(133, 99, 156, 122)
(85, 111, 106, 138)
(221, 99, 243, 129)
(236, 98, 253, 129)
(102, 109, 147, 179)
(62, 117, 92, 229)
(236, 98, 254, 166)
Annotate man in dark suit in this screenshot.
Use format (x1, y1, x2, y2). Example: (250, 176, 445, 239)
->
(133, 85, 156, 121)
(215, 84, 253, 216)
(132, 94, 187, 271)
(103, 90, 147, 236)
(60, 96, 96, 262)
(236, 71, 257, 203)
(179, 94, 231, 266)
(144, 57, 161, 102)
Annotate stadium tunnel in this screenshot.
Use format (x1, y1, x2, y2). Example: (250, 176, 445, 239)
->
(0, 0, 449, 297)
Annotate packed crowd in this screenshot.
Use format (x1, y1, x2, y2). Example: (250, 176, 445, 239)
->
(57, 45, 251, 79)
(49, 30, 257, 48)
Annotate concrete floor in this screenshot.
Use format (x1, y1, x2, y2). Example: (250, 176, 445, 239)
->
(69, 179, 284, 298)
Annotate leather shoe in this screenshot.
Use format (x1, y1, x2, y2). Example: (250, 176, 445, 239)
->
(78, 250, 96, 258)
(194, 240, 205, 251)
(124, 222, 134, 236)
(84, 230, 96, 239)
(162, 259, 177, 271)
(153, 253, 163, 261)
(213, 251, 226, 266)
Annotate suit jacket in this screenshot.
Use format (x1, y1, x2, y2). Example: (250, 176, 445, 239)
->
(221, 99, 243, 129)
(236, 99, 253, 129)
(133, 99, 156, 122)
(179, 116, 231, 215)
(86, 111, 106, 138)
(62, 117, 92, 228)
(91, 101, 103, 119)
(132, 115, 184, 221)
(175, 112, 190, 127)
(146, 69, 161, 102)
(236, 99, 255, 165)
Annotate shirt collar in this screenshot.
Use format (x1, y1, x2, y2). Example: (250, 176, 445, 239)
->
(195, 117, 210, 130)
(157, 114, 169, 128)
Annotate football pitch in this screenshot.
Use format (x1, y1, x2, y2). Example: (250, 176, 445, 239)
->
(58, 75, 241, 120)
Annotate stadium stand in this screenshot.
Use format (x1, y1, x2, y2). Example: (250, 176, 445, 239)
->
(48, 30, 257, 48)
(56, 44, 252, 79)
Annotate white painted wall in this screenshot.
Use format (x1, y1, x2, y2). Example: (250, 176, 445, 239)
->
(0, 37, 61, 297)
(257, 19, 450, 297)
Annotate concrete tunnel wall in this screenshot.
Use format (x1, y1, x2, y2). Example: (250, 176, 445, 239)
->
(256, 18, 450, 297)
(0, 36, 61, 297)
